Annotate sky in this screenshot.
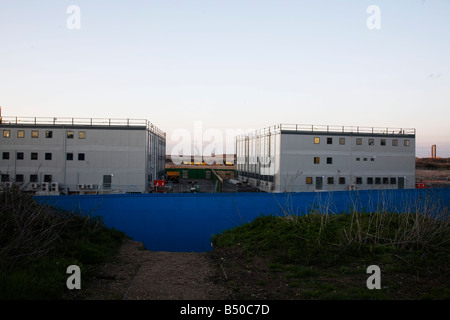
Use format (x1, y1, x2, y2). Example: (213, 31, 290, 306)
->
(1, 0, 449, 157)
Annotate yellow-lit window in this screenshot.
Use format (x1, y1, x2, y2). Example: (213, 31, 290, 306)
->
(67, 131, 74, 139)
(3, 130, 10, 138)
(314, 137, 320, 144)
(306, 177, 313, 184)
(314, 157, 320, 164)
(78, 131, 86, 139)
(17, 130, 24, 138)
(32, 130, 39, 138)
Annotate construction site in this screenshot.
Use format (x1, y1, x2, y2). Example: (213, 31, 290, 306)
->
(162, 154, 261, 193)
(415, 157, 450, 188)
(160, 156, 450, 194)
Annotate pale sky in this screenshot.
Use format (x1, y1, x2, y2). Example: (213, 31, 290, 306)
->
(1, 0, 449, 157)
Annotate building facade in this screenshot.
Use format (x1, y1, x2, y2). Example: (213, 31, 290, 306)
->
(0, 116, 166, 194)
(236, 124, 416, 193)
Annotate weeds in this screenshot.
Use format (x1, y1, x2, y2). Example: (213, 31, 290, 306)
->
(212, 190, 450, 299)
(274, 190, 450, 254)
(0, 186, 126, 299)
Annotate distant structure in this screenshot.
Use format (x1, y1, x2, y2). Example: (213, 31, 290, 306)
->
(0, 116, 166, 194)
(236, 124, 416, 192)
(431, 144, 437, 158)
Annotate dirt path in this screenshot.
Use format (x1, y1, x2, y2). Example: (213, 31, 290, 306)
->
(83, 239, 231, 300)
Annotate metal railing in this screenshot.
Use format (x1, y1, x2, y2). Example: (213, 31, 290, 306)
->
(0, 116, 166, 138)
(236, 123, 416, 140)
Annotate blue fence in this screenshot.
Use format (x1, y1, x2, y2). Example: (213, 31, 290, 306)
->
(35, 188, 450, 252)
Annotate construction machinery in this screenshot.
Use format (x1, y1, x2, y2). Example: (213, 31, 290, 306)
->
(167, 171, 180, 183)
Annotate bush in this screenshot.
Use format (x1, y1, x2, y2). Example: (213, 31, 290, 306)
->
(213, 209, 450, 268)
(0, 187, 126, 299)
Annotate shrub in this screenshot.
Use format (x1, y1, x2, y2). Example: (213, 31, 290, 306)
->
(0, 187, 126, 299)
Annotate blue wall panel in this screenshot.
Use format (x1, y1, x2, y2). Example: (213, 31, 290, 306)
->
(35, 188, 450, 252)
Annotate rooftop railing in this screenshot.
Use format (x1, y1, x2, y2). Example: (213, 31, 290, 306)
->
(237, 123, 416, 139)
(0, 116, 166, 138)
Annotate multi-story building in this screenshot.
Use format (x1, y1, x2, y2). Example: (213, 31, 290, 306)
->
(236, 124, 416, 192)
(0, 116, 166, 194)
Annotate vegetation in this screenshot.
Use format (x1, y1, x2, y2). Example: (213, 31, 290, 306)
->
(212, 207, 450, 299)
(0, 187, 127, 299)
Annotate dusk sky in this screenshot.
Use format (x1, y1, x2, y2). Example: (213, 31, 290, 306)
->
(1, 0, 449, 157)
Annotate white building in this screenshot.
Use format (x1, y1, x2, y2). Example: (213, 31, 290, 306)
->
(0, 116, 166, 194)
(236, 124, 416, 193)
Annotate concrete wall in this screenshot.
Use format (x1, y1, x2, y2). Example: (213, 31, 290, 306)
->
(35, 188, 449, 252)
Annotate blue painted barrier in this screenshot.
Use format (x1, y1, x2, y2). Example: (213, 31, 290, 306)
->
(35, 188, 450, 252)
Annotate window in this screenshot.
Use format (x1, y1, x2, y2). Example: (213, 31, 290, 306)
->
(368, 138, 374, 146)
(392, 139, 398, 146)
(67, 131, 74, 139)
(3, 130, 10, 138)
(32, 130, 39, 138)
(17, 130, 25, 138)
(356, 157, 360, 161)
(380, 139, 386, 146)
(339, 138, 345, 145)
(339, 177, 346, 184)
(375, 177, 381, 185)
(327, 177, 334, 184)
(15, 174, 24, 183)
(46, 131, 53, 138)
(31, 153, 38, 160)
(314, 137, 320, 144)
(17, 152, 24, 160)
(383, 177, 389, 184)
(390, 177, 397, 185)
(327, 137, 333, 144)
(356, 177, 363, 184)
(356, 138, 362, 145)
(78, 131, 86, 139)
(2, 152, 9, 160)
(45, 153, 52, 160)
(367, 177, 374, 185)
(327, 157, 332, 164)
(306, 177, 313, 184)
(404, 140, 410, 147)
(1, 174, 9, 182)
(313, 157, 320, 164)
(30, 174, 38, 182)
(44, 175, 52, 183)
(363, 158, 367, 161)
(78, 153, 85, 161)
(66, 153, 73, 161)
(371, 158, 375, 161)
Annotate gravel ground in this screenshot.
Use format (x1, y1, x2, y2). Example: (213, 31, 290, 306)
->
(83, 238, 231, 300)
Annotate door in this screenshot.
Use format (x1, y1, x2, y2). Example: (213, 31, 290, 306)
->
(316, 177, 323, 190)
(103, 175, 112, 189)
(398, 177, 405, 189)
